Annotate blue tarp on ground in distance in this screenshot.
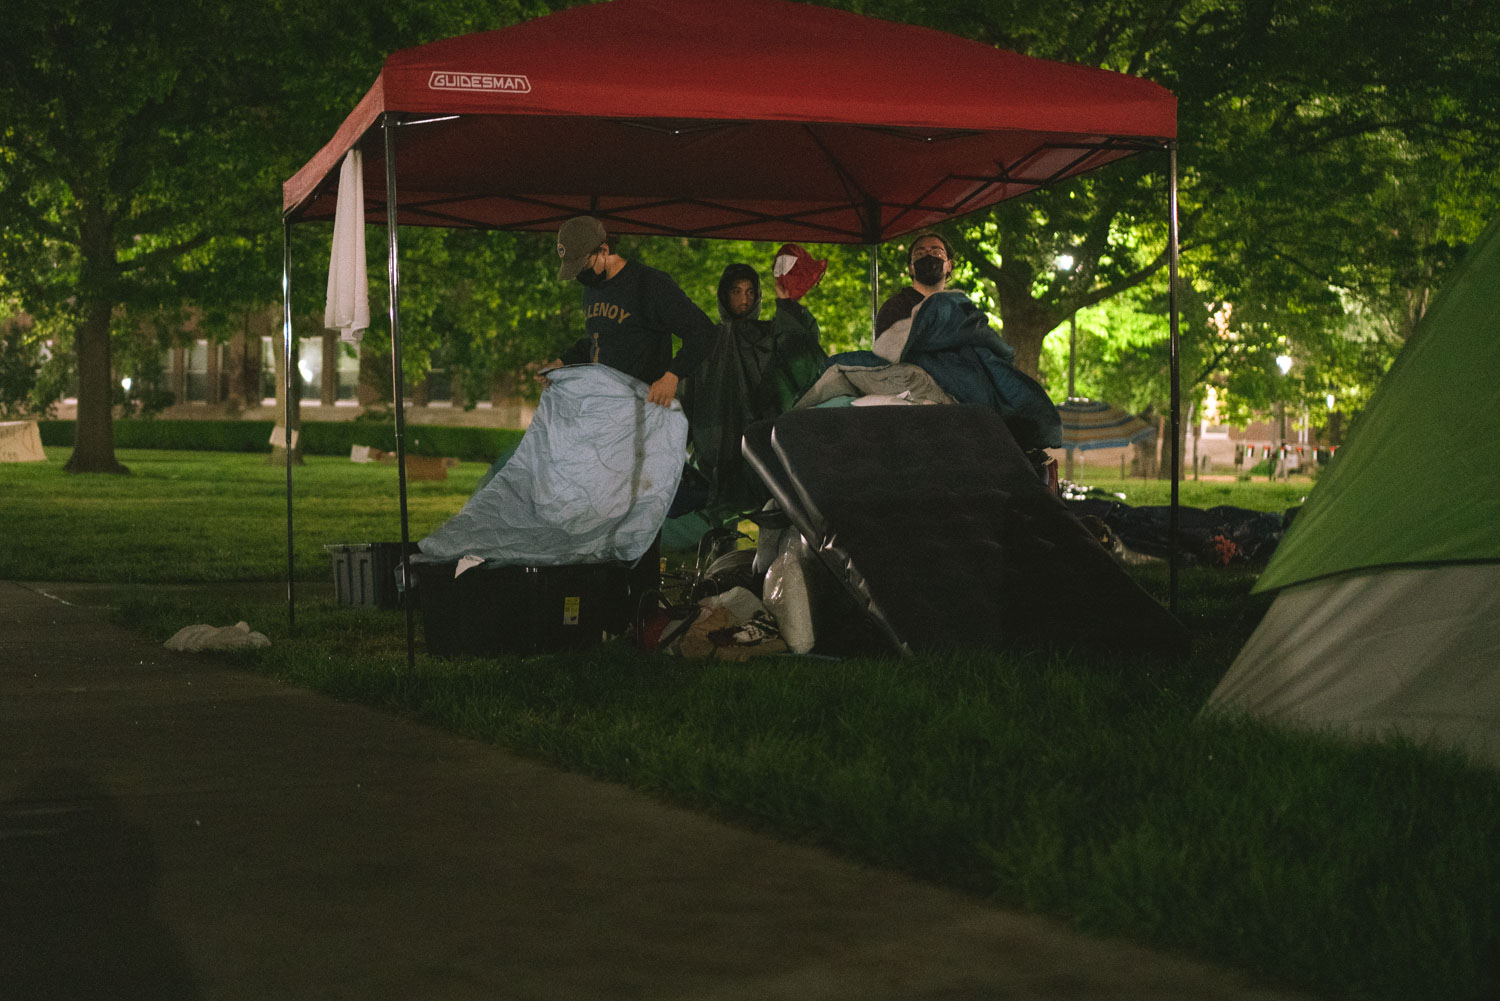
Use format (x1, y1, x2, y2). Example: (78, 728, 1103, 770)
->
(1068, 498, 1290, 564)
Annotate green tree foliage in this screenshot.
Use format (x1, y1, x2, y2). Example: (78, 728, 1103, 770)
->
(0, 0, 542, 472)
(0, 309, 70, 419)
(0, 0, 266, 470)
(851, 0, 1500, 425)
(5, 0, 1498, 456)
(381, 230, 890, 412)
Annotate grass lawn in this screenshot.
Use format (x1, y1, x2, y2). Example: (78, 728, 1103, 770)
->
(0, 448, 492, 581)
(6, 448, 1498, 1000)
(1081, 476, 1314, 510)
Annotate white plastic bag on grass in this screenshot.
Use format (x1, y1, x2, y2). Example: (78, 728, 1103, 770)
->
(164, 622, 271, 652)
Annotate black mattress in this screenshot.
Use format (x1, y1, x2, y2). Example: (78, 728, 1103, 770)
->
(743, 405, 1188, 656)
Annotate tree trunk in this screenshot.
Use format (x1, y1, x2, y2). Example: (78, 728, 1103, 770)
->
(1155, 413, 1190, 481)
(64, 202, 127, 474)
(225, 323, 250, 413)
(1328, 410, 1343, 447)
(170, 345, 187, 402)
(267, 323, 304, 466)
(320, 331, 339, 406)
(358, 339, 390, 408)
(989, 258, 1056, 380)
(64, 299, 127, 474)
(1002, 318, 1048, 381)
(491, 373, 529, 428)
(1187, 401, 1199, 481)
(1154, 414, 1169, 479)
(1131, 437, 1157, 479)
(409, 367, 430, 406)
(204, 338, 222, 405)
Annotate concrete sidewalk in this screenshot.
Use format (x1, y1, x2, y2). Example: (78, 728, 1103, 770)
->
(0, 580, 1313, 1000)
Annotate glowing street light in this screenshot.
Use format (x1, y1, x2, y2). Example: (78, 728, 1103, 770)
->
(1276, 354, 1293, 375)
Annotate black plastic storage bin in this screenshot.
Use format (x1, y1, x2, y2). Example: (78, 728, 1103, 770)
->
(327, 542, 418, 609)
(412, 561, 634, 657)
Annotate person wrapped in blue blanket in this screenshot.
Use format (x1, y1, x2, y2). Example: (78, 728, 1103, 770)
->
(812, 231, 1060, 460)
(866, 288, 1061, 453)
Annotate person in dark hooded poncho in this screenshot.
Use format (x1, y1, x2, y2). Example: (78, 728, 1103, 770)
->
(677, 259, 828, 516)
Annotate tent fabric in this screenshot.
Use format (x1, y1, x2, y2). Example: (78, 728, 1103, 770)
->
(1207, 216, 1500, 769)
(417, 365, 687, 567)
(1254, 214, 1500, 594)
(283, 0, 1176, 242)
(1205, 564, 1500, 767)
(1057, 398, 1155, 451)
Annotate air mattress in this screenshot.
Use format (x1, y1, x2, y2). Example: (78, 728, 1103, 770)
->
(744, 405, 1187, 655)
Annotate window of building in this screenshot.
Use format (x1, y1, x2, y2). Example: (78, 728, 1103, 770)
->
(260, 336, 363, 403)
(185, 341, 210, 402)
(335, 341, 359, 402)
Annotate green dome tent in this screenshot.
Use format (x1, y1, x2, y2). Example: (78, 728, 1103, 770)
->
(1204, 216, 1500, 767)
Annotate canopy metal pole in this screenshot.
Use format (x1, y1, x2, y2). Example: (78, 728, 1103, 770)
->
(863, 197, 882, 346)
(282, 219, 296, 634)
(1167, 142, 1181, 614)
(384, 114, 417, 671)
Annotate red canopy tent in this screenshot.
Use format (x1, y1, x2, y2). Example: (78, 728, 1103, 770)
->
(281, 0, 1184, 659)
(283, 0, 1176, 239)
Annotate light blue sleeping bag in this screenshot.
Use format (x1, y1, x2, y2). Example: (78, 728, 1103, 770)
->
(418, 365, 688, 566)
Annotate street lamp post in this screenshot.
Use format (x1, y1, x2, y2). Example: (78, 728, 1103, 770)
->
(1068, 312, 1077, 399)
(1056, 254, 1076, 482)
(1065, 311, 1077, 481)
(1275, 354, 1293, 480)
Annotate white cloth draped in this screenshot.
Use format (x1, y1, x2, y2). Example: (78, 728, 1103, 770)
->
(324, 149, 369, 343)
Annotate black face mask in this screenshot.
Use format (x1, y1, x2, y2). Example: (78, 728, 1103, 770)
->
(575, 263, 608, 288)
(912, 255, 946, 287)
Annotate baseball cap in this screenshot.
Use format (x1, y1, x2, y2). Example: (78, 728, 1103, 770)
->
(556, 216, 607, 281)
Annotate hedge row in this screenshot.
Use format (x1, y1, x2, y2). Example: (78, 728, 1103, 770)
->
(38, 419, 525, 463)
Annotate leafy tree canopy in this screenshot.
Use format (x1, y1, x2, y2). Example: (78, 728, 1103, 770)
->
(4, 0, 1498, 462)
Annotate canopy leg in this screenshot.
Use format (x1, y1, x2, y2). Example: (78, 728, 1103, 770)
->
(384, 114, 417, 672)
(1167, 143, 1181, 614)
(282, 220, 296, 634)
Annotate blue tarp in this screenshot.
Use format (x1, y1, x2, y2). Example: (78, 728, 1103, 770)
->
(1068, 498, 1290, 564)
(418, 365, 687, 566)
